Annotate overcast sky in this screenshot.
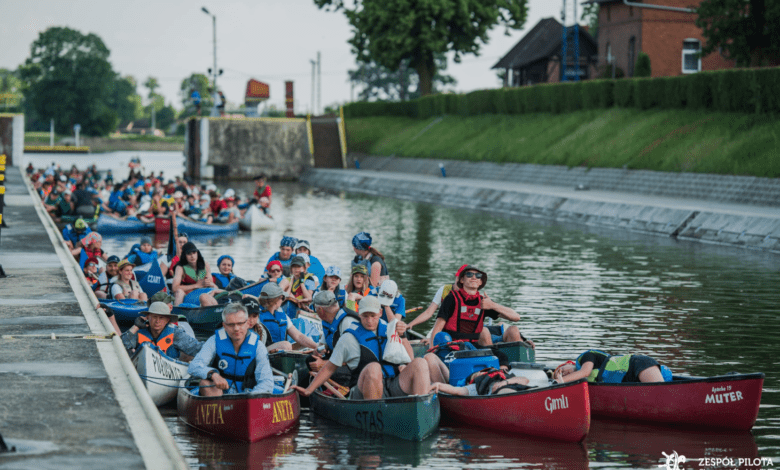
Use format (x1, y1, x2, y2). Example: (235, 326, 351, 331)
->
(0, 0, 565, 114)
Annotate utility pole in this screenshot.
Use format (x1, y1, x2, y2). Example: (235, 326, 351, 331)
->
(202, 7, 219, 117)
(317, 51, 321, 115)
(310, 59, 316, 115)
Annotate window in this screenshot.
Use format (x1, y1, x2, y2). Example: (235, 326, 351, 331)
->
(628, 36, 636, 76)
(682, 39, 701, 73)
(607, 4, 611, 21)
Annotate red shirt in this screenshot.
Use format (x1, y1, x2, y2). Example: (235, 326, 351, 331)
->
(254, 185, 272, 200)
(210, 199, 227, 215)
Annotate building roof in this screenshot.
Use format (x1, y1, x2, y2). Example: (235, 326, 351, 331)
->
(492, 17, 597, 70)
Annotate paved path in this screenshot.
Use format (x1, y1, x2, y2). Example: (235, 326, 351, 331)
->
(0, 167, 185, 470)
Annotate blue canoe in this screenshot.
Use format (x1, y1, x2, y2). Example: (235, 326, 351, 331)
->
(100, 299, 148, 323)
(96, 215, 154, 234)
(175, 216, 238, 235)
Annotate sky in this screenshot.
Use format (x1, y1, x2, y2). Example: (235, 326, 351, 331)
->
(0, 0, 565, 115)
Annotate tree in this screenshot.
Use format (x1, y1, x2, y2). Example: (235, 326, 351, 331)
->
(19, 27, 118, 136)
(696, 0, 780, 67)
(156, 104, 176, 131)
(634, 52, 651, 77)
(179, 73, 213, 118)
(348, 53, 456, 101)
(581, 4, 599, 40)
(107, 75, 142, 124)
(0, 68, 23, 111)
(314, 0, 528, 96)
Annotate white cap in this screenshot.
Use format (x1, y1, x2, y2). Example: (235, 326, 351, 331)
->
(224, 188, 235, 198)
(206, 183, 217, 192)
(377, 280, 398, 306)
(359, 296, 382, 315)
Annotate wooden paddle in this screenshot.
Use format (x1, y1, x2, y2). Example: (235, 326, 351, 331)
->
(405, 306, 423, 314)
(406, 329, 426, 340)
(310, 371, 346, 399)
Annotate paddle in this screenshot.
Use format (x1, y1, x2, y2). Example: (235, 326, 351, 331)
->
(406, 329, 426, 340)
(310, 371, 346, 399)
(405, 306, 423, 314)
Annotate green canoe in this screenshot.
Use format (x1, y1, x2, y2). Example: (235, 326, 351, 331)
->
(411, 340, 535, 363)
(309, 390, 440, 441)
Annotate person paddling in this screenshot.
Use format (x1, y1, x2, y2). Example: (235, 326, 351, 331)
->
(429, 265, 528, 347)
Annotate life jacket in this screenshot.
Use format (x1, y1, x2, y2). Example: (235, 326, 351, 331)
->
(576, 350, 632, 383)
(108, 192, 127, 215)
(211, 272, 234, 289)
(138, 324, 178, 359)
(114, 278, 142, 296)
(128, 246, 157, 266)
(354, 254, 388, 277)
(344, 285, 376, 313)
(467, 367, 508, 395)
(441, 284, 454, 301)
(181, 265, 206, 285)
(267, 252, 293, 267)
(62, 225, 91, 246)
(258, 307, 289, 344)
(321, 309, 360, 351)
(343, 321, 398, 388)
(85, 273, 100, 290)
(426, 339, 476, 362)
(209, 328, 259, 392)
(443, 289, 486, 338)
(290, 273, 316, 299)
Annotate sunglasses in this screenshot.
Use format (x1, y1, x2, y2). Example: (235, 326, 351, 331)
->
(87, 263, 97, 267)
(463, 272, 483, 279)
(269, 269, 282, 274)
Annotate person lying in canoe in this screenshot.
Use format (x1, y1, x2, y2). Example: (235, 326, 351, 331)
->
(188, 303, 275, 396)
(553, 350, 672, 384)
(430, 367, 532, 396)
(429, 265, 529, 347)
(256, 283, 319, 352)
(293, 296, 431, 400)
(122, 301, 203, 359)
(172, 242, 213, 306)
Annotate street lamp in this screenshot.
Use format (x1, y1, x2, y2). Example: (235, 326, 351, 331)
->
(202, 7, 219, 116)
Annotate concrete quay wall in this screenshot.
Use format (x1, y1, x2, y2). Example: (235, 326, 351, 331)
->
(301, 167, 780, 254)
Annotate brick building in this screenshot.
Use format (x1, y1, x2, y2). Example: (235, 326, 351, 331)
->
(493, 18, 598, 86)
(589, 0, 734, 78)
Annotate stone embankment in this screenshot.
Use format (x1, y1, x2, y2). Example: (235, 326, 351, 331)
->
(301, 156, 780, 253)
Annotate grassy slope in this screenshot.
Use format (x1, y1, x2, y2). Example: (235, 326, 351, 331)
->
(346, 109, 780, 177)
(25, 132, 185, 153)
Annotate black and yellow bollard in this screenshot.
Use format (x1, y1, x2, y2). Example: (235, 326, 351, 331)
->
(0, 154, 5, 278)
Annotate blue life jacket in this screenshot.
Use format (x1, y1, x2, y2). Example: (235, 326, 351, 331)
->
(211, 272, 234, 289)
(210, 328, 259, 392)
(62, 224, 91, 246)
(321, 309, 359, 351)
(344, 321, 397, 382)
(266, 252, 293, 267)
(138, 324, 178, 359)
(127, 246, 158, 266)
(108, 191, 128, 215)
(258, 307, 289, 344)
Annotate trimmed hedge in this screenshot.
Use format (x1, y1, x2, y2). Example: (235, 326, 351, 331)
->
(342, 67, 780, 119)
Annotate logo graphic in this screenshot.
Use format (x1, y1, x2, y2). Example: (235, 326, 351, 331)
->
(218, 359, 228, 370)
(660, 451, 685, 470)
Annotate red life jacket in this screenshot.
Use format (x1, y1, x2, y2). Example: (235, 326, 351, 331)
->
(443, 289, 486, 336)
(467, 367, 507, 395)
(426, 339, 473, 355)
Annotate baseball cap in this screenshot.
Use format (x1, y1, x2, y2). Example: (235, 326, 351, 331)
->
(359, 296, 381, 315)
(377, 280, 398, 306)
(148, 291, 175, 305)
(260, 282, 286, 299)
(106, 255, 120, 264)
(313, 290, 337, 307)
(294, 240, 311, 252)
(74, 218, 87, 230)
(324, 266, 341, 279)
(290, 255, 306, 267)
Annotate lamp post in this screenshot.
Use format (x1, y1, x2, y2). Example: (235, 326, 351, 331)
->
(202, 7, 219, 117)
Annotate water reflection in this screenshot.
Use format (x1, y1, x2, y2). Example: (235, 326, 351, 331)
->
(103, 182, 778, 469)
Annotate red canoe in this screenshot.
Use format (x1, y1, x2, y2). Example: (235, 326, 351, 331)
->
(177, 388, 300, 442)
(154, 216, 170, 234)
(439, 378, 590, 442)
(589, 372, 764, 430)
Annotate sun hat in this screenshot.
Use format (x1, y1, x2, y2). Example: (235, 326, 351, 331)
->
(377, 280, 398, 306)
(324, 266, 341, 279)
(106, 255, 120, 264)
(313, 290, 337, 307)
(144, 301, 178, 320)
(74, 218, 87, 230)
(294, 240, 311, 252)
(117, 259, 134, 271)
(352, 231, 372, 250)
(148, 291, 175, 305)
(359, 296, 381, 315)
(290, 255, 306, 267)
(457, 265, 488, 290)
(260, 282, 286, 299)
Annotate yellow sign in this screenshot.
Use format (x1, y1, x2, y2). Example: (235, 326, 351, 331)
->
(0, 214, 2, 224)
(194, 403, 225, 425)
(0, 186, 5, 194)
(0, 175, 4, 182)
(0, 155, 5, 164)
(0, 165, 5, 172)
(271, 399, 295, 424)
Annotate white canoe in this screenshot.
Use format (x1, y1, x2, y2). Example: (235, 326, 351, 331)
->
(239, 205, 275, 231)
(131, 343, 190, 406)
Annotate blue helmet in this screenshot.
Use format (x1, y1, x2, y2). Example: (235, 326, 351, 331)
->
(433, 332, 452, 347)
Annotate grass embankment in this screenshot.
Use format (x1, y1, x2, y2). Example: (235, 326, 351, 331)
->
(25, 132, 185, 153)
(346, 109, 780, 177)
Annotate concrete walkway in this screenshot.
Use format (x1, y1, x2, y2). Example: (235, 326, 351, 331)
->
(301, 167, 780, 253)
(0, 167, 186, 469)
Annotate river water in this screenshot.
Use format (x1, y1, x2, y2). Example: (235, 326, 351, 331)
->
(40, 152, 779, 469)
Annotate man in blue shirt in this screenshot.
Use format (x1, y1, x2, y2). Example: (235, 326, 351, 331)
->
(62, 218, 92, 256)
(189, 303, 274, 396)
